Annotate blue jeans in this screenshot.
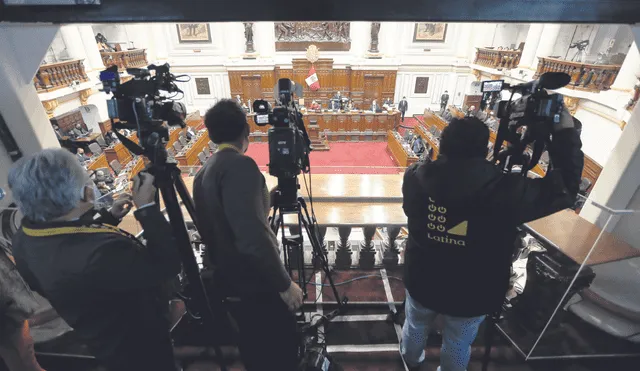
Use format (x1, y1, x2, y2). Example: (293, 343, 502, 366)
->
(401, 290, 485, 371)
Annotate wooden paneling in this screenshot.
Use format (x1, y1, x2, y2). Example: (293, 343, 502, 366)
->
(290, 112, 399, 142)
(228, 70, 277, 103)
(229, 60, 397, 111)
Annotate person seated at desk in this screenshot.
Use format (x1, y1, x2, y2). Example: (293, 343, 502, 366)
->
(403, 129, 414, 142)
(76, 148, 90, 163)
(485, 111, 498, 132)
(330, 91, 343, 110)
(52, 124, 66, 140)
(371, 99, 382, 113)
(186, 126, 196, 141)
(95, 170, 115, 186)
(72, 124, 89, 138)
(412, 136, 425, 155)
(310, 100, 321, 110)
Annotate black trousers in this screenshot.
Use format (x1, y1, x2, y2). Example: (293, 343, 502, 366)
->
(228, 293, 299, 371)
(401, 111, 406, 121)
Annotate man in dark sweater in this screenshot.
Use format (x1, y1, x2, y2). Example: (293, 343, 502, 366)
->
(192, 100, 303, 371)
(401, 111, 583, 371)
(9, 149, 180, 371)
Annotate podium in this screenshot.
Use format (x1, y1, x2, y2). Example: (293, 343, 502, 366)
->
(308, 119, 329, 151)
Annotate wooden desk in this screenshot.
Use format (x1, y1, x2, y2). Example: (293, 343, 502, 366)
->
(449, 106, 465, 119)
(105, 133, 138, 166)
(387, 130, 418, 167)
(166, 127, 184, 150)
(525, 209, 640, 266)
(247, 111, 400, 142)
(87, 153, 108, 171)
(176, 133, 209, 166)
(422, 109, 448, 132)
(414, 125, 440, 161)
(71, 133, 101, 144)
(186, 111, 202, 129)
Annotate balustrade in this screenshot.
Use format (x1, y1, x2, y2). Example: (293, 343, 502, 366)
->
(101, 49, 148, 71)
(534, 57, 621, 93)
(474, 47, 522, 70)
(34, 59, 89, 93)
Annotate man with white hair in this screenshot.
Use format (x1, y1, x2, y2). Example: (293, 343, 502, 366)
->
(8, 148, 181, 371)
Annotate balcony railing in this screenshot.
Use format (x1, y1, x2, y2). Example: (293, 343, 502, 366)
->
(474, 47, 522, 70)
(534, 57, 621, 93)
(100, 49, 148, 71)
(33, 59, 89, 93)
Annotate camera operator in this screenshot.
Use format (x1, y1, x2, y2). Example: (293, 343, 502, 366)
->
(401, 109, 583, 371)
(193, 100, 302, 371)
(8, 149, 181, 371)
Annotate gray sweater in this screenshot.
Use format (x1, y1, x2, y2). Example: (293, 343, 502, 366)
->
(192, 149, 291, 296)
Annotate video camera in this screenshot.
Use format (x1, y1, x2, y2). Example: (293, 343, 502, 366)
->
(253, 78, 312, 205)
(99, 63, 187, 158)
(481, 72, 571, 175)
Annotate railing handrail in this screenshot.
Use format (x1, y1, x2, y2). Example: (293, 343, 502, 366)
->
(100, 48, 146, 56)
(476, 47, 521, 54)
(537, 56, 622, 69)
(39, 58, 86, 68)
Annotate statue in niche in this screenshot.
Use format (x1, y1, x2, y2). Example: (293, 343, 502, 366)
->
(244, 22, 255, 53)
(369, 22, 381, 53)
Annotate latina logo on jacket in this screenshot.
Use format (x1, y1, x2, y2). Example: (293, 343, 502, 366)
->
(426, 197, 468, 247)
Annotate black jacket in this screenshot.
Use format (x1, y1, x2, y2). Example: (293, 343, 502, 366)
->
(403, 128, 583, 317)
(192, 149, 291, 297)
(11, 206, 181, 369)
(398, 100, 408, 113)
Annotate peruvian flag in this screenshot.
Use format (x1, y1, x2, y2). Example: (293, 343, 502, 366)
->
(305, 66, 320, 91)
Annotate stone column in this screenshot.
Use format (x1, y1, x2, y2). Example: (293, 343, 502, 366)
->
(518, 24, 545, 70)
(531, 24, 562, 71)
(612, 42, 640, 91)
(59, 25, 87, 62)
(78, 25, 104, 73)
(0, 24, 61, 208)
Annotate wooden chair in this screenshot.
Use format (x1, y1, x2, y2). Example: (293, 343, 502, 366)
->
(88, 142, 103, 155)
(109, 159, 123, 175)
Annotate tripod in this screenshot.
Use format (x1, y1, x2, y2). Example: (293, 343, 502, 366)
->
(117, 130, 228, 371)
(268, 177, 347, 313)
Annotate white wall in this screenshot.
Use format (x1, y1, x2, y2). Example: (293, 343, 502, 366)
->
(492, 24, 530, 48)
(43, 30, 69, 64)
(574, 101, 623, 166)
(612, 184, 640, 249)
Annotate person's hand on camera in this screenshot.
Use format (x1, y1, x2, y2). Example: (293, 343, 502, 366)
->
(279, 281, 303, 312)
(110, 193, 133, 219)
(132, 172, 157, 208)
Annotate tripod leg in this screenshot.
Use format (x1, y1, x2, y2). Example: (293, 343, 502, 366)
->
(164, 172, 227, 371)
(298, 200, 346, 311)
(482, 316, 496, 371)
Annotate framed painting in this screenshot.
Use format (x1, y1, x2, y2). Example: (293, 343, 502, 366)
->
(176, 23, 212, 43)
(195, 77, 211, 95)
(414, 77, 429, 94)
(413, 23, 447, 42)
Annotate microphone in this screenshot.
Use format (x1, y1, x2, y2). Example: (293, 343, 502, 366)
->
(538, 72, 571, 90)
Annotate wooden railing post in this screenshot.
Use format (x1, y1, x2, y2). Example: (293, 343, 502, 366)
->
(33, 59, 89, 93)
(359, 226, 377, 269)
(335, 226, 352, 270)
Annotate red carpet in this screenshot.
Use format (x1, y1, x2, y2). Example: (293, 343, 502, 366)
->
(245, 142, 404, 174)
